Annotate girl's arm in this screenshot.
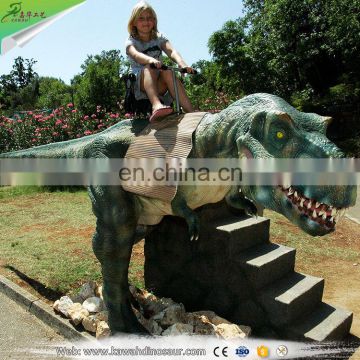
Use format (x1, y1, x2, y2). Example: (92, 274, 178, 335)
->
(162, 41, 194, 72)
(127, 45, 161, 67)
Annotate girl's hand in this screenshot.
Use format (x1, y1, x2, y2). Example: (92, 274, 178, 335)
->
(180, 66, 196, 74)
(149, 59, 162, 69)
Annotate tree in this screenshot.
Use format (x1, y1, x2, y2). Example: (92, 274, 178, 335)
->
(72, 50, 127, 115)
(187, 60, 240, 111)
(36, 77, 72, 109)
(0, 56, 39, 111)
(208, 0, 360, 101)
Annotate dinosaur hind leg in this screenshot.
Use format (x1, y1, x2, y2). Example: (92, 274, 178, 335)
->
(89, 185, 146, 334)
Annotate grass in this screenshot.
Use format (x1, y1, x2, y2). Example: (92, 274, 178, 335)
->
(0, 186, 359, 302)
(0, 186, 145, 296)
(265, 209, 360, 272)
(0, 187, 101, 294)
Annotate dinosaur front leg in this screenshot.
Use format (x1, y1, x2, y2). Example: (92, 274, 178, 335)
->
(171, 191, 199, 241)
(225, 186, 258, 217)
(89, 186, 146, 334)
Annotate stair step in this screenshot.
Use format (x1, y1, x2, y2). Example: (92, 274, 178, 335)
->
(197, 201, 244, 222)
(236, 243, 296, 289)
(286, 302, 353, 341)
(260, 273, 324, 326)
(215, 215, 270, 252)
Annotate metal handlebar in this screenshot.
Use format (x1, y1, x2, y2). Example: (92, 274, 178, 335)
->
(150, 63, 197, 74)
(149, 63, 197, 114)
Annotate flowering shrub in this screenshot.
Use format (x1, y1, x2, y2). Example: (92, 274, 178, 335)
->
(187, 82, 238, 113)
(0, 103, 124, 153)
(201, 91, 237, 113)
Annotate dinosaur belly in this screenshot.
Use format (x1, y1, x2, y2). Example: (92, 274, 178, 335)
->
(137, 185, 231, 225)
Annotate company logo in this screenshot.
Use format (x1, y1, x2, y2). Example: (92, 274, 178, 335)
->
(1, 2, 22, 23)
(0, 0, 86, 55)
(276, 345, 288, 357)
(1, 2, 46, 23)
(235, 346, 249, 357)
(257, 345, 269, 358)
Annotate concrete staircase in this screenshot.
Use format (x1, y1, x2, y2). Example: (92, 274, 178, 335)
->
(214, 214, 353, 341)
(144, 203, 353, 341)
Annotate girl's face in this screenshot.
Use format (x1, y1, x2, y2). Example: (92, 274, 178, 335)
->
(134, 10, 155, 36)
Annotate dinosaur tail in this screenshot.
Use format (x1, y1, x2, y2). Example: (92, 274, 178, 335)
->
(0, 136, 92, 158)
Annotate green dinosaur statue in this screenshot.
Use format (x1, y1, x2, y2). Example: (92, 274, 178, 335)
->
(1, 93, 356, 334)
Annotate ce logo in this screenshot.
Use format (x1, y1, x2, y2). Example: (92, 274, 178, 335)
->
(213, 346, 228, 357)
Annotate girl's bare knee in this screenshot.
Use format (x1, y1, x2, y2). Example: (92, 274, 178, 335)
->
(160, 70, 172, 81)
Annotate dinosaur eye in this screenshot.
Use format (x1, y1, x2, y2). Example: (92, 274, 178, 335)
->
(276, 131, 284, 139)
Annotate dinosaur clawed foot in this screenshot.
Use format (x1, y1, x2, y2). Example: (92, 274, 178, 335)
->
(187, 213, 200, 241)
(243, 199, 258, 217)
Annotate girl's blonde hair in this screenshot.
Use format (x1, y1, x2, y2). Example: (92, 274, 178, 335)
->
(127, 1, 158, 40)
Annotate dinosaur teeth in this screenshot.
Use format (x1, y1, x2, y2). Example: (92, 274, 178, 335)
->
(279, 185, 347, 228)
(281, 185, 339, 229)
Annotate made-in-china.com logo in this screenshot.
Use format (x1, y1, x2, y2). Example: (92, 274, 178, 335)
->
(1, 2, 46, 23)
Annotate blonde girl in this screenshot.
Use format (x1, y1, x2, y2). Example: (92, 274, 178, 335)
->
(125, 1, 194, 122)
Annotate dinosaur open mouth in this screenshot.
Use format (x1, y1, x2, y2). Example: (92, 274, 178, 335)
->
(279, 185, 348, 229)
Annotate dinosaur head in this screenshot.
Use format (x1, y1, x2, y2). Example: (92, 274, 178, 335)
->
(233, 94, 357, 236)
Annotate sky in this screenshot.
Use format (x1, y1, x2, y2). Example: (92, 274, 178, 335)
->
(0, 0, 244, 84)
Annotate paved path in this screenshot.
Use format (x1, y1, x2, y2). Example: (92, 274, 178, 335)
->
(347, 187, 360, 224)
(0, 291, 70, 359)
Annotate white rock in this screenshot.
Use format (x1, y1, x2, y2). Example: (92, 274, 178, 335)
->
(155, 297, 176, 309)
(82, 297, 104, 313)
(211, 315, 232, 326)
(96, 321, 111, 339)
(68, 303, 89, 325)
(95, 285, 103, 299)
(82, 315, 98, 333)
(162, 323, 193, 336)
(151, 311, 165, 322)
(53, 296, 74, 317)
(192, 315, 216, 335)
(191, 310, 216, 322)
(82, 311, 109, 333)
(131, 287, 175, 317)
(79, 281, 97, 299)
(53, 300, 60, 311)
(160, 304, 185, 327)
(95, 311, 108, 323)
(215, 324, 251, 339)
(70, 281, 97, 303)
(142, 318, 163, 336)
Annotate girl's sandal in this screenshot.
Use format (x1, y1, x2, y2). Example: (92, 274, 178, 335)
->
(149, 106, 173, 123)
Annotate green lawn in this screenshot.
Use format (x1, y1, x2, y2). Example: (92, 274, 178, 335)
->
(0, 186, 359, 300)
(0, 187, 101, 294)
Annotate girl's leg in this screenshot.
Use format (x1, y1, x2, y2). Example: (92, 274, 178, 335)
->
(159, 70, 194, 113)
(140, 65, 169, 112)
